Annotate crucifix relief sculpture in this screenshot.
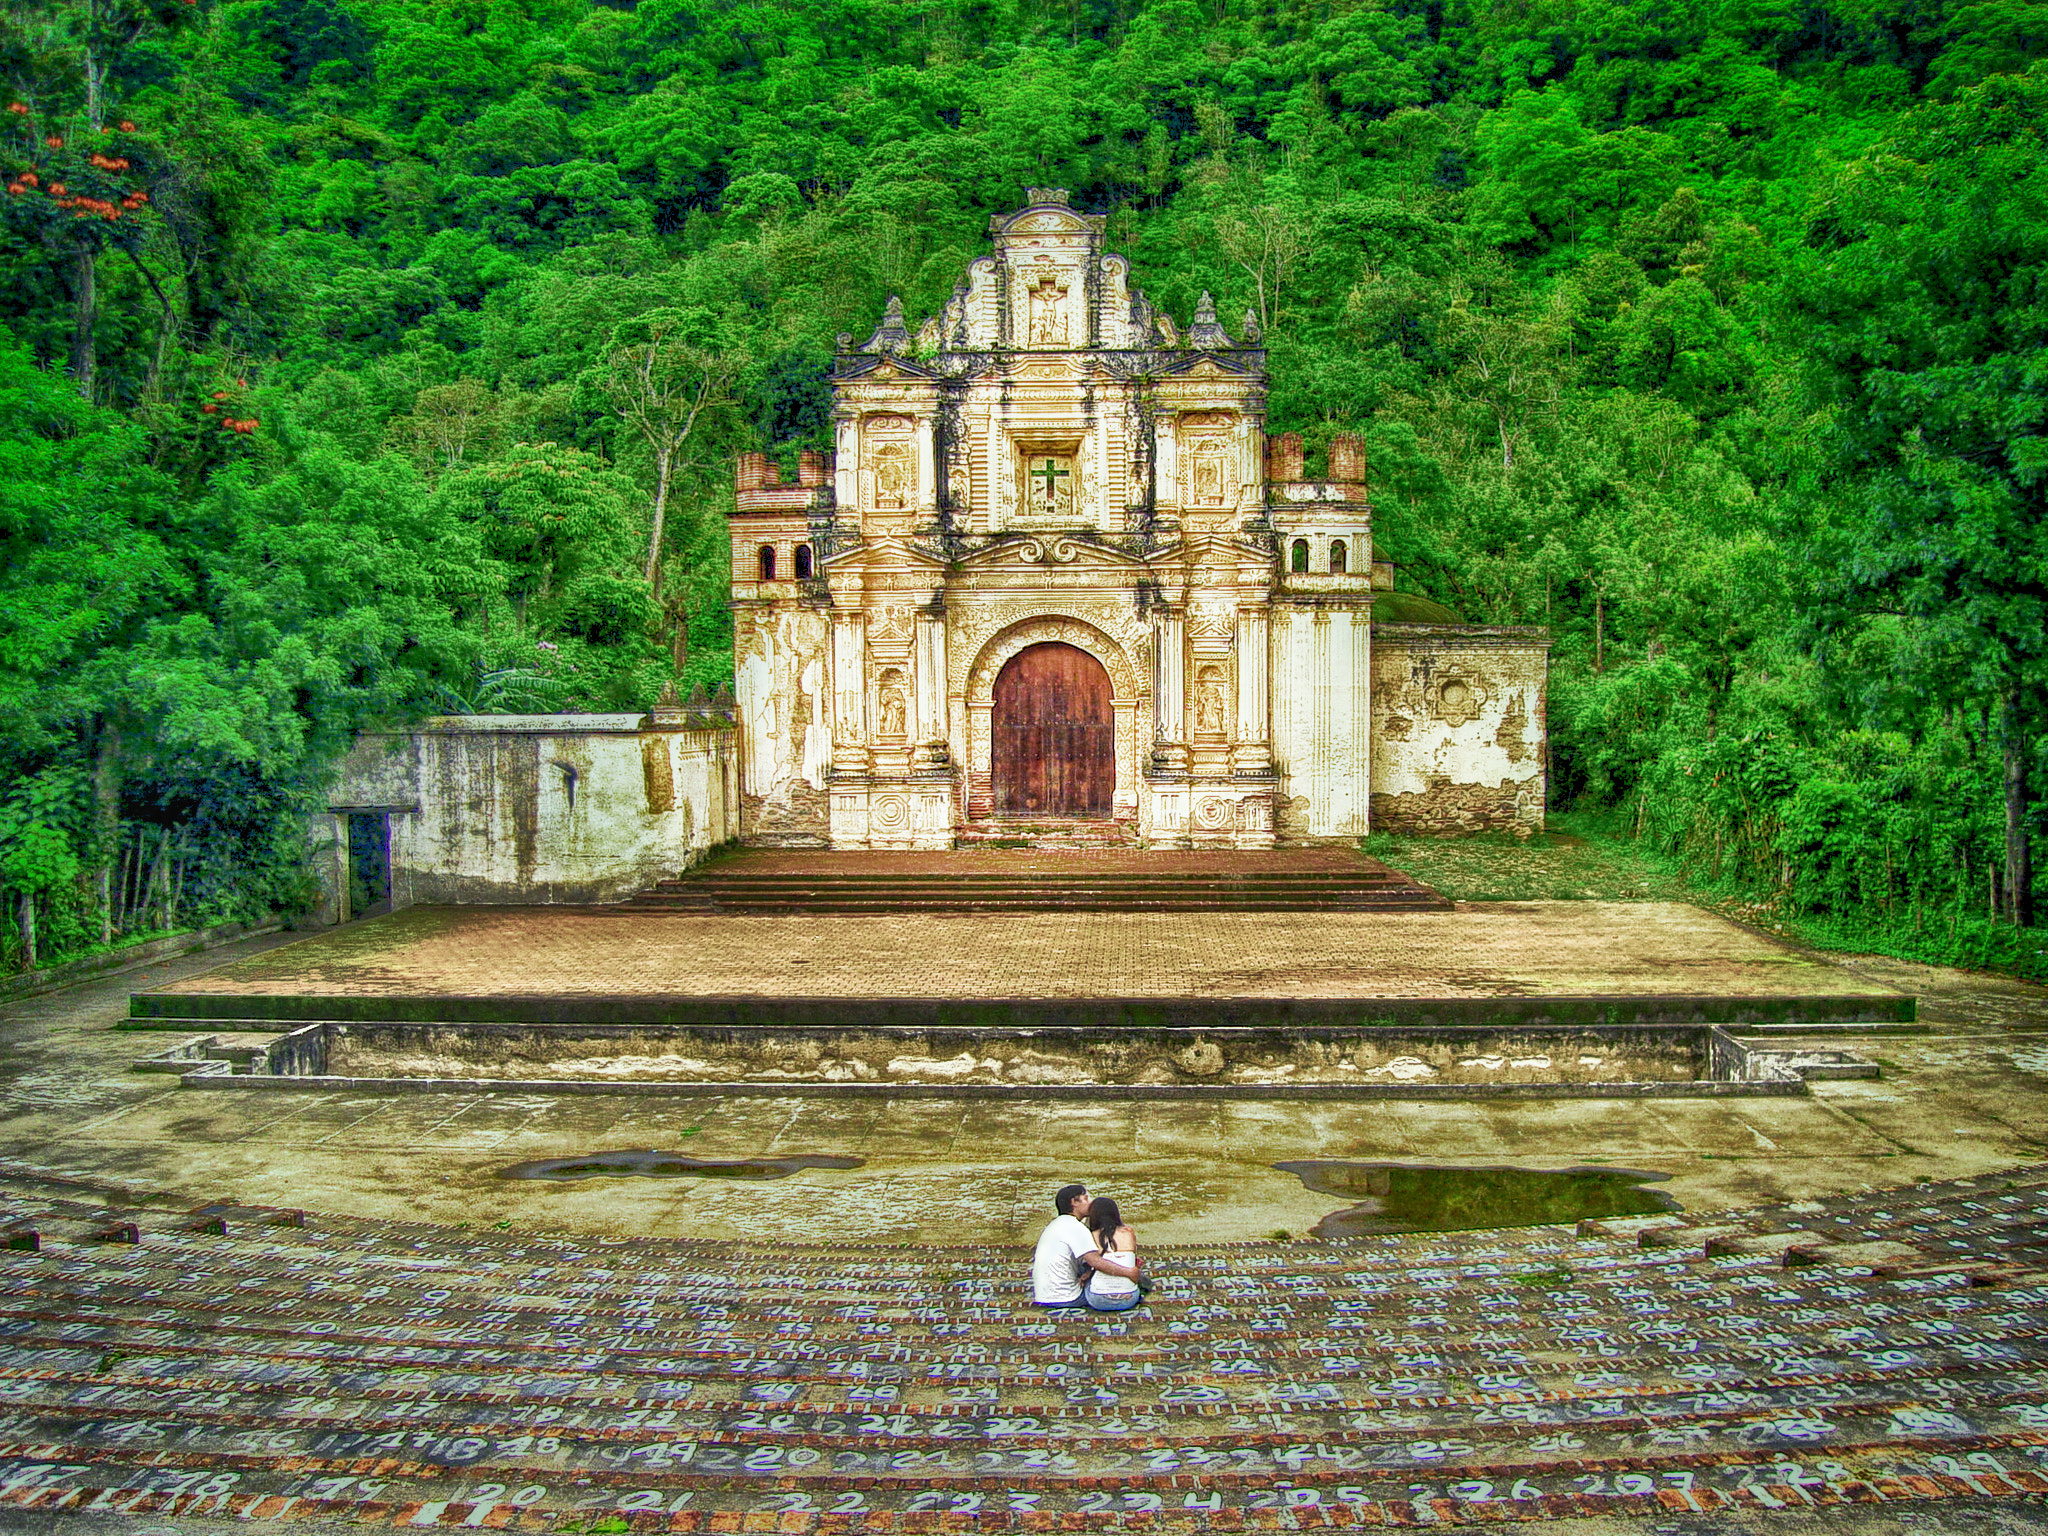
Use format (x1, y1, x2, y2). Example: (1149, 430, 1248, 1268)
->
(1027, 272, 1069, 346)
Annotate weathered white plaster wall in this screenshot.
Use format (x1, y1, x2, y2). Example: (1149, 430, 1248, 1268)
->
(1371, 626, 1548, 834)
(315, 715, 737, 917)
(1269, 603, 1373, 841)
(734, 605, 831, 845)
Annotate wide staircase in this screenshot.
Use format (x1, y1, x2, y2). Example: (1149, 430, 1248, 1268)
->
(626, 849, 1453, 914)
(0, 1158, 2044, 1527)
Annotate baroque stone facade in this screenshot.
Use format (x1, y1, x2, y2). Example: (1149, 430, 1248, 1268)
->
(731, 190, 1548, 849)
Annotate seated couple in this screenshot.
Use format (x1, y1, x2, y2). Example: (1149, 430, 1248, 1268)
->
(1030, 1183, 1145, 1311)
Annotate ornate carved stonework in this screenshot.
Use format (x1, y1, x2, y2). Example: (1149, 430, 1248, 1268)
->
(727, 191, 1551, 849)
(966, 616, 1139, 705)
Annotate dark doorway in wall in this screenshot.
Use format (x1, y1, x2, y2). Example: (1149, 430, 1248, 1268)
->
(346, 812, 391, 919)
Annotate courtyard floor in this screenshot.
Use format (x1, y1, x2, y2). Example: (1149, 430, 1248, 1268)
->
(0, 901, 2042, 1249)
(153, 900, 1899, 1000)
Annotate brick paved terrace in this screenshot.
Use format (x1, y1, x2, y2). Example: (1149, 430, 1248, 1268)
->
(153, 900, 1902, 1001)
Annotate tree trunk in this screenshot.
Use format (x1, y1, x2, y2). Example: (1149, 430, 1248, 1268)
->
(94, 719, 120, 944)
(1594, 590, 1605, 673)
(2003, 683, 2031, 927)
(70, 246, 97, 400)
(140, 827, 170, 934)
(646, 444, 673, 582)
(19, 893, 35, 971)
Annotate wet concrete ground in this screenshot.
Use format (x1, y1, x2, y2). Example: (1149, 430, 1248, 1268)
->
(1, 907, 2044, 1248)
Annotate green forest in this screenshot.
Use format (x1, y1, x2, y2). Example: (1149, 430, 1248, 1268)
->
(1, 0, 2043, 975)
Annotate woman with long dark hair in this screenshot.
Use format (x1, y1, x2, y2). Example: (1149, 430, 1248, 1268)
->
(1081, 1196, 1142, 1312)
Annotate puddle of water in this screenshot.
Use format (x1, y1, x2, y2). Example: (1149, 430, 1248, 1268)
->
(1275, 1160, 1675, 1240)
(499, 1150, 865, 1182)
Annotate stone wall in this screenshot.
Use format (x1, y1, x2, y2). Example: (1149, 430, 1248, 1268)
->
(733, 605, 832, 845)
(1269, 601, 1374, 842)
(1370, 624, 1548, 835)
(312, 714, 738, 920)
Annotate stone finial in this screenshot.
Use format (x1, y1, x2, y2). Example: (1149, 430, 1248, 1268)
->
(1266, 431, 1305, 482)
(1328, 432, 1366, 482)
(686, 682, 709, 711)
(1189, 291, 1231, 349)
(835, 331, 853, 352)
(1025, 187, 1071, 206)
(1241, 308, 1262, 344)
(859, 296, 912, 355)
(648, 680, 686, 728)
(1154, 311, 1181, 348)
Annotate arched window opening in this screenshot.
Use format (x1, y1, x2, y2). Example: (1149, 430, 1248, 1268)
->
(1290, 539, 1310, 574)
(1330, 540, 1347, 573)
(793, 543, 813, 580)
(758, 544, 776, 581)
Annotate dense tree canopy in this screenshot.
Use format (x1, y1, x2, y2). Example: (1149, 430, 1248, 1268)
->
(2, 0, 2045, 971)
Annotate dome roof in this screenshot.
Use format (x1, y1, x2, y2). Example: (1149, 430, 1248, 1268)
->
(1372, 589, 1465, 624)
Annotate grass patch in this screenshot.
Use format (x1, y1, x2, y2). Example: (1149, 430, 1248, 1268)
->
(1368, 814, 2048, 983)
(1363, 813, 1692, 902)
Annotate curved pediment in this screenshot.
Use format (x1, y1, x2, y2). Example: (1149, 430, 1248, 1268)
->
(955, 532, 1152, 572)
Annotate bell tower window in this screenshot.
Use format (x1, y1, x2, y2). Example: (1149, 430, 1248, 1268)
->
(758, 545, 776, 581)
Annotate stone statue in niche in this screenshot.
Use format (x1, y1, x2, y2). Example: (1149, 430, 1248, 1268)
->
(947, 463, 970, 514)
(874, 444, 910, 509)
(1194, 667, 1228, 737)
(1190, 441, 1227, 506)
(1027, 271, 1069, 346)
(878, 671, 908, 739)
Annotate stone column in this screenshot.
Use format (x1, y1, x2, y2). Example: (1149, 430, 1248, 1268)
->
(834, 418, 859, 509)
(1151, 608, 1189, 772)
(1233, 606, 1271, 776)
(916, 415, 935, 509)
(830, 609, 868, 776)
(913, 605, 950, 766)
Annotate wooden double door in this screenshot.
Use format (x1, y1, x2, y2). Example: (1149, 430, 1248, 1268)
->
(992, 642, 1114, 818)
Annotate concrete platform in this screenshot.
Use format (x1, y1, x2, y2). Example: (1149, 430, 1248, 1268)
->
(0, 900, 2024, 1250)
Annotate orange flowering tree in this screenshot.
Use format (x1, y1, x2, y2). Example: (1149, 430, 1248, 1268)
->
(1, 0, 203, 399)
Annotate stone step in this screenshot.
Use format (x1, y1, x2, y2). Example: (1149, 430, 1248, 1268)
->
(0, 1168, 2042, 1525)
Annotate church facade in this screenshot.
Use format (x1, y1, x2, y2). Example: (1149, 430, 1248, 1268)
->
(730, 191, 1548, 850)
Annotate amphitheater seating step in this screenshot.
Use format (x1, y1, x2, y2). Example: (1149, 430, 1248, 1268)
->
(625, 850, 1452, 914)
(0, 1157, 2042, 1527)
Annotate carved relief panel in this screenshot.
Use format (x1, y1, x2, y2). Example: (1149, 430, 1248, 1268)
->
(1180, 411, 1236, 510)
(1018, 450, 1079, 520)
(1012, 256, 1079, 350)
(862, 414, 916, 521)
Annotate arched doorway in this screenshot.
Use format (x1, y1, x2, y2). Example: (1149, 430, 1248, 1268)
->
(993, 642, 1113, 817)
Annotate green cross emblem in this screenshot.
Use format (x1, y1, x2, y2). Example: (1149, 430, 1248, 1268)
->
(1032, 458, 1070, 503)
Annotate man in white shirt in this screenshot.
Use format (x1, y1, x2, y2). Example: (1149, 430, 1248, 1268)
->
(1031, 1183, 1116, 1307)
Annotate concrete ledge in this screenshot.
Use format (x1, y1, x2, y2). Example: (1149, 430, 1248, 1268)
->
(178, 1070, 1811, 1100)
(0, 920, 279, 1002)
(125, 990, 1919, 1029)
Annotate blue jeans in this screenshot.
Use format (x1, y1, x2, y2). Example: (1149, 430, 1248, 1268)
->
(1084, 1287, 1141, 1312)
